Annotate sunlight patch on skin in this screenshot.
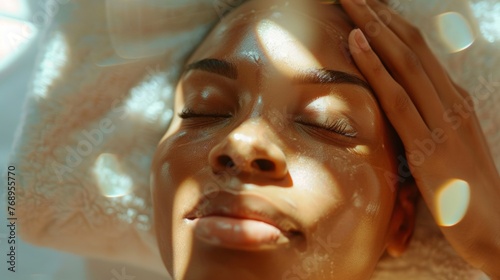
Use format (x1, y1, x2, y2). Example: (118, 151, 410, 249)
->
(435, 179, 471, 227)
(233, 132, 253, 143)
(161, 161, 171, 178)
(352, 145, 370, 156)
(305, 97, 349, 118)
(93, 153, 134, 197)
(256, 19, 321, 76)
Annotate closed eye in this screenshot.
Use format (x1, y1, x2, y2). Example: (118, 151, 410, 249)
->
(178, 108, 232, 119)
(296, 117, 358, 138)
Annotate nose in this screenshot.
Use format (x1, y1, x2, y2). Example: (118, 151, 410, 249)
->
(208, 126, 288, 179)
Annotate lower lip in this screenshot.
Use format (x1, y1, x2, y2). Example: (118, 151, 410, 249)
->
(188, 216, 292, 251)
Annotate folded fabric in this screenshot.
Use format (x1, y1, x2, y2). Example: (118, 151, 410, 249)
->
(10, 0, 499, 278)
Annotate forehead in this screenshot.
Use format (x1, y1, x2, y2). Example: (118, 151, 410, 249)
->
(188, 2, 356, 74)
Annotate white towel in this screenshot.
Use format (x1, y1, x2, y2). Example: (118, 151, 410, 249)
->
(10, 0, 499, 278)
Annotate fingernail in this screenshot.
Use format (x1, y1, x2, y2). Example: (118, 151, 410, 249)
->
(354, 29, 371, 51)
(353, 0, 366, 5)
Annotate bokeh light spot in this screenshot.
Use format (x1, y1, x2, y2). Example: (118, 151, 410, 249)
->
(435, 179, 470, 227)
(435, 12, 475, 53)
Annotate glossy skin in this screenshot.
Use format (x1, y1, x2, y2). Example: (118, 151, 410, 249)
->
(151, 1, 416, 279)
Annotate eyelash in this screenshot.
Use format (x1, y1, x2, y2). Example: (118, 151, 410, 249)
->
(178, 108, 232, 119)
(178, 108, 357, 138)
(296, 117, 358, 138)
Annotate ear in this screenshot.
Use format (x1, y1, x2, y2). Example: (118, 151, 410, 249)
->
(386, 179, 419, 257)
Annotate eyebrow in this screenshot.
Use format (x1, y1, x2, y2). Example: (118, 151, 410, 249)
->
(291, 69, 371, 91)
(185, 58, 238, 80)
(185, 58, 371, 91)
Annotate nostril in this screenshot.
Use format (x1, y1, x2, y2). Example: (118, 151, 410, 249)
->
(252, 159, 275, 172)
(218, 155, 235, 169)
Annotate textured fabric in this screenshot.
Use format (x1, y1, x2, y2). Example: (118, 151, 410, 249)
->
(10, 0, 498, 278)
(11, 0, 219, 275)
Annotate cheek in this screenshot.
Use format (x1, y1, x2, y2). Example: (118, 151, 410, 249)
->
(291, 148, 393, 212)
(289, 153, 395, 277)
(151, 130, 216, 266)
(152, 128, 214, 214)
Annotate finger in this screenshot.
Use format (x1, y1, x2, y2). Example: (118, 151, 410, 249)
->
(450, 81, 492, 149)
(366, 0, 465, 106)
(340, 0, 445, 129)
(348, 28, 430, 146)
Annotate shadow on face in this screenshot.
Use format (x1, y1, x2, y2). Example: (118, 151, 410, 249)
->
(151, 0, 416, 279)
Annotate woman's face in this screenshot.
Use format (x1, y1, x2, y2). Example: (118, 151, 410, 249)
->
(151, 1, 410, 279)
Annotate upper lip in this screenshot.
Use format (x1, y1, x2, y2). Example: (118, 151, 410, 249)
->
(185, 191, 303, 237)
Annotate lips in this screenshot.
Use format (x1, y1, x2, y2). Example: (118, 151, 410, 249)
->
(184, 191, 303, 244)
